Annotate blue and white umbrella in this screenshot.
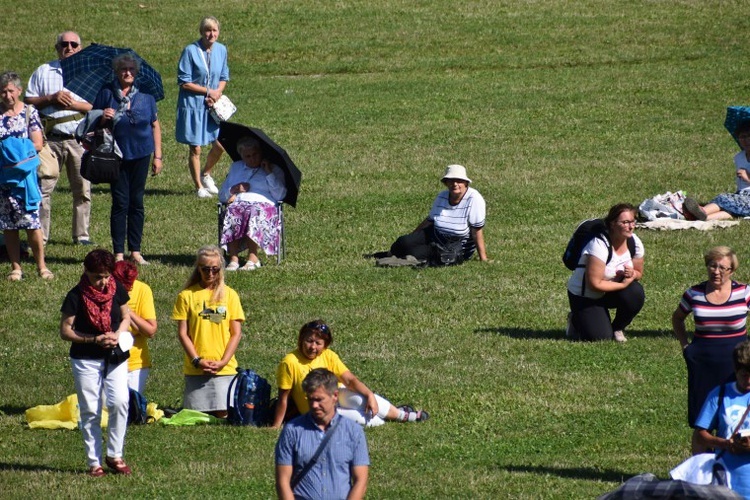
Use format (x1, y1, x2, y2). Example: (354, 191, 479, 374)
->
(724, 106, 750, 147)
(60, 43, 164, 103)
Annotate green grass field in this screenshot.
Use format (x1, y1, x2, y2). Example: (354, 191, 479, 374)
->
(2, 0, 750, 497)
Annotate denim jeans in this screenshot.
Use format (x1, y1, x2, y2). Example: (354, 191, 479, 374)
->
(110, 155, 149, 254)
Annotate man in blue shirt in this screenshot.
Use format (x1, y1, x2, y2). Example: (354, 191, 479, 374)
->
(275, 368, 369, 500)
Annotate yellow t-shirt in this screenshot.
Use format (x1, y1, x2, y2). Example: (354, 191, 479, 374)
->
(276, 348, 349, 414)
(127, 280, 157, 372)
(171, 284, 245, 376)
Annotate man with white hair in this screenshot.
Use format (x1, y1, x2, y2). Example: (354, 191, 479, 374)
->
(25, 31, 94, 245)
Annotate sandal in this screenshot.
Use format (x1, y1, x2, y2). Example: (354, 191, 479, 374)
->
(240, 261, 259, 271)
(129, 255, 150, 265)
(105, 456, 132, 475)
(226, 261, 240, 271)
(88, 465, 106, 477)
(7, 270, 23, 282)
(38, 268, 54, 280)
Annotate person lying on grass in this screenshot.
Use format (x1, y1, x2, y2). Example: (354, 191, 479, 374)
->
(682, 121, 750, 221)
(271, 320, 428, 428)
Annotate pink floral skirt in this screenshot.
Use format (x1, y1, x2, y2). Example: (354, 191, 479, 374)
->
(220, 201, 280, 256)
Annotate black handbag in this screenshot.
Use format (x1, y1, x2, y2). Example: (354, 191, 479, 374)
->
(80, 128, 121, 184)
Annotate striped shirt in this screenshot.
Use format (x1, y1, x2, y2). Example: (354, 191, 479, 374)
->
(25, 60, 87, 136)
(679, 281, 750, 339)
(428, 187, 486, 238)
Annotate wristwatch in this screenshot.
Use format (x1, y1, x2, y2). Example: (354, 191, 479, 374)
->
(191, 356, 202, 368)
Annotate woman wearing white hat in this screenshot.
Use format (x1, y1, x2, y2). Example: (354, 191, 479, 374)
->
(389, 164, 487, 265)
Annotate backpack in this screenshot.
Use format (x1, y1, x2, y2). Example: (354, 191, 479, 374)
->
(562, 218, 636, 270)
(128, 388, 151, 425)
(227, 368, 272, 426)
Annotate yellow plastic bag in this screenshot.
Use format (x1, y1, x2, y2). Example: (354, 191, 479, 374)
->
(26, 394, 108, 430)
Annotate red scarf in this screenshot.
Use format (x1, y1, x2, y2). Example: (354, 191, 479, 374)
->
(78, 274, 117, 334)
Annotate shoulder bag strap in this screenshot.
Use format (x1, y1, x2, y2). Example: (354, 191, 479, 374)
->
(290, 416, 342, 489)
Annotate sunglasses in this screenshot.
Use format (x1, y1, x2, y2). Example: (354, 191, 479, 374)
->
(58, 41, 80, 49)
(305, 321, 329, 334)
(200, 266, 221, 274)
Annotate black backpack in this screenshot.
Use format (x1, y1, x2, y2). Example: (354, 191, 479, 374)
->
(562, 218, 635, 270)
(227, 368, 272, 426)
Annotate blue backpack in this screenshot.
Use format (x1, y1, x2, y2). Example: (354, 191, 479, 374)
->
(227, 368, 272, 426)
(128, 388, 151, 425)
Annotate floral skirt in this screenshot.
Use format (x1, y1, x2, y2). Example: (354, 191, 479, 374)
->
(0, 187, 40, 230)
(711, 192, 750, 217)
(219, 201, 280, 256)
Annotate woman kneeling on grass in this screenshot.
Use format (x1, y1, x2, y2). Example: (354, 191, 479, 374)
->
(272, 320, 428, 428)
(60, 249, 132, 477)
(566, 203, 645, 342)
(172, 245, 244, 418)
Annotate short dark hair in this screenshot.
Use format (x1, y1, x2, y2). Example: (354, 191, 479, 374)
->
(83, 249, 116, 274)
(302, 368, 339, 396)
(734, 340, 750, 370)
(298, 320, 333, 351)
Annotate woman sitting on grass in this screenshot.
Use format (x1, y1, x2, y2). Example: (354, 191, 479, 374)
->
(272, 320, 428, 428)
(683, 121, 750, 221)
(218, 137, 286, 271)
(386, 164, 487, 266)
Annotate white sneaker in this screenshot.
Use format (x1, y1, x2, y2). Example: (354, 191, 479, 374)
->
(202, 174, 219, 194)
(613, 330, 627, 343)
(197, 188, 213, 199)
(226, 261, 240, 271)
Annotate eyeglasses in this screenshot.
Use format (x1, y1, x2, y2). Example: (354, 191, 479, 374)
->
(200, 266, 221, 274)
(616, 220, 636, 226)
(58, 41, 80, 49)
(708, 264, 733, 273)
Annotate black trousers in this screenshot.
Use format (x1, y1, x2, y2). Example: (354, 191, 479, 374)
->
(568, 281, 645, 341)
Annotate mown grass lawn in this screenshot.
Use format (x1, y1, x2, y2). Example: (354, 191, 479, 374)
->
(2, 0, 750, 498)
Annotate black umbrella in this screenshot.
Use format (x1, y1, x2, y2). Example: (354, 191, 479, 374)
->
(218, 122, 302, 207)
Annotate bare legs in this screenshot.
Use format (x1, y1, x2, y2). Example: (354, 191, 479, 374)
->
(701, 203, 733, 220)
(5, 228, 51, 279)
(201, 141, 225, 178)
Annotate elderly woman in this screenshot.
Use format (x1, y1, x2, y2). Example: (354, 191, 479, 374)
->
(693, 340, 750, 497)
(566, 203, 645, 342)
(218, 137, 286, 271)
(92, 53, 162, 266)
(172, 245, 244, 418)
(388, 164, 487, 266)
(0, 71, 52, 281)
(60, 249, 132, 476)
(673, 246, 750, 453)
(272, 320, 428, 428)
(176, 16, 229, 199)
(683, 122, 750, 221)
(112, 260, 157, 394)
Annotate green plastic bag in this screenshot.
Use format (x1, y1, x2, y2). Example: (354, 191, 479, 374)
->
(159, 409, 225, 426)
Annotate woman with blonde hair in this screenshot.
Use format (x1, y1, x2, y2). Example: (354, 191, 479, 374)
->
(176, 16, 230, 198)
(171, 245, 244, 418)
(673, 246, 750, 453)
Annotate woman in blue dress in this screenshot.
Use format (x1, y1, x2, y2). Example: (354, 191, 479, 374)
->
(92, 53, 162, 265)
(175, 16, 230, 199)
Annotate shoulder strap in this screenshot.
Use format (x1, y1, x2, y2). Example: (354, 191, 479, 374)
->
(290, 416, 343, 489)
(627, 236, 636, 259)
